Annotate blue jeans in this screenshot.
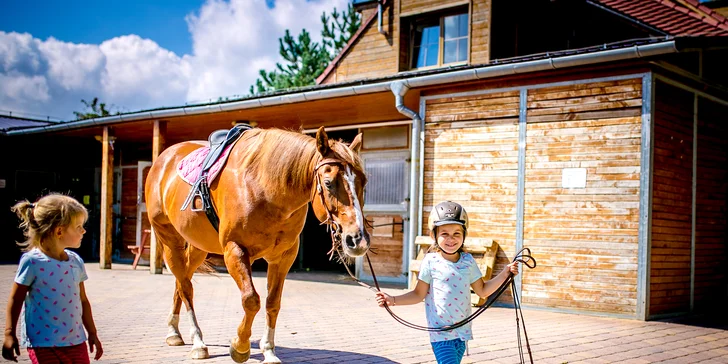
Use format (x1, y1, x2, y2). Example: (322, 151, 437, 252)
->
(431, 339, 466, 364)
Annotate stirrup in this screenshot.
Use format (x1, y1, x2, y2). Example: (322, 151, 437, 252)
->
(189, 192, 205, 212)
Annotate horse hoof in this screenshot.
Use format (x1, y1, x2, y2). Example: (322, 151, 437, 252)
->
(229, 347, 250, 363)
(166, 335, 185, 346)
(190, 347, 209, 360)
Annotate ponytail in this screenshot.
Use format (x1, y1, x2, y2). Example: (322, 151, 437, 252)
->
(10, 194, 88, 252)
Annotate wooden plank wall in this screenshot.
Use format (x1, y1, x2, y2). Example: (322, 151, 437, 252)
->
(121, 167, 138, 259)
(650, 82, 693, 315)
(322, 0, 492, 84)
(400, 0, 467, 14)
(522, 78, 643, 314)
(470, 0, 491, 65)
(694, 97, 728, 312)
(362, 214, 405, 277)
(321, 6, 399, 84)
(423, 90, 520, 283)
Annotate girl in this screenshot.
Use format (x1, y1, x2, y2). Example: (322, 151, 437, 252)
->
(3, 194, 103, 363)
(375, 200, 518, 364)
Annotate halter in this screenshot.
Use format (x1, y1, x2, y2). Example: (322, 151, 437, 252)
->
(313, 157, 349, 259)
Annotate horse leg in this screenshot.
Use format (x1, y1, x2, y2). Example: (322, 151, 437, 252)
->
(165, 287, 184, 346)
(224, 241, 259, 363)
(260, 241, 299, 363)
(164, 240, 210, 359)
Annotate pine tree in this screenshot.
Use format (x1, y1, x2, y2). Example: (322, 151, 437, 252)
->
(249, 5, 361, 94)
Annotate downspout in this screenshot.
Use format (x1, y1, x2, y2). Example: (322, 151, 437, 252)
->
(391, 80, 422, 280)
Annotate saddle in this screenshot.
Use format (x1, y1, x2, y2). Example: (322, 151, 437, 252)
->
(180, 123, 253, 231)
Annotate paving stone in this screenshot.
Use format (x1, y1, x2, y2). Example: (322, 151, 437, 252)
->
(1, 263, 727, 363)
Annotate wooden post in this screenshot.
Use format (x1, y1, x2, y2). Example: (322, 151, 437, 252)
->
(149, 120, 167, 274)
(99, 127, 114, 269)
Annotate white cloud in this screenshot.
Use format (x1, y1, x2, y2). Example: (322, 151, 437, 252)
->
(0, 0, 351, 120)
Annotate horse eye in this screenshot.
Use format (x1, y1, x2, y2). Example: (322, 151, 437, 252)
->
(324, 179, 332, 189)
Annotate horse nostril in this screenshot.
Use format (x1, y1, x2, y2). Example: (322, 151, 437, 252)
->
(345, 235, 356, 249)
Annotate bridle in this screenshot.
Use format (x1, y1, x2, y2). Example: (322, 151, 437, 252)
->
(313, 157, 348, 259)
(313, 157, 537, 364)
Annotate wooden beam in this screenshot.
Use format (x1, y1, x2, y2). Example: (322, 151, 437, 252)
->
(149, 120, 167, 274)
(99, 127, 114, 269)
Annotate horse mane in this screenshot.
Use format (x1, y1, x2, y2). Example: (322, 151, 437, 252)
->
(236, 128, 366, 196)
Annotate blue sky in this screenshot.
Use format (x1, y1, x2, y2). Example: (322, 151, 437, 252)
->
(0, 0, 348, 120)
(1, 0, 203, 56)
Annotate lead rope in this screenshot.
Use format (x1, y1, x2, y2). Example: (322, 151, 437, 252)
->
(339, 247, 536, 363)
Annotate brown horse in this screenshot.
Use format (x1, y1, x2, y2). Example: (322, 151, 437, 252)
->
(144, 127, 370, 363)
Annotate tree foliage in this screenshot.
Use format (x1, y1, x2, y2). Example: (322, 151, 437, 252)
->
(249, 4, 361, 95)
(73, 98, 114, 120)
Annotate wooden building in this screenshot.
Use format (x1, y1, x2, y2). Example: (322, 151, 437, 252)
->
(3, 0, 727, 319)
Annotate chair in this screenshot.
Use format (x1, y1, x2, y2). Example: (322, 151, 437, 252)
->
(128, 229, 151, 270)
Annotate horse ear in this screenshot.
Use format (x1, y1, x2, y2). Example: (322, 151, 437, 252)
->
(349, 133, 363, 154)
(316, 126, 330, 156)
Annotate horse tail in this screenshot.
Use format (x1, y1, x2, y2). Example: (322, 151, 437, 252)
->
(195, 258, 218, 275)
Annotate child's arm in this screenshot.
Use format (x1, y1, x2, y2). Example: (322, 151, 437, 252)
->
(375, 280, 429, 307)
(3, 283, 29, 362)
(79, 282, 103, 361)
(471, 261, 519, 298)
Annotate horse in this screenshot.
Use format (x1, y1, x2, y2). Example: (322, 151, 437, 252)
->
(144, 127, 370, 363)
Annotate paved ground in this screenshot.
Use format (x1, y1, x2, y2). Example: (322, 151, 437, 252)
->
(1, 263, 727, 364)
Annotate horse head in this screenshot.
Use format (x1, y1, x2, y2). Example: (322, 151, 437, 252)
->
(311, 127, 370, 258)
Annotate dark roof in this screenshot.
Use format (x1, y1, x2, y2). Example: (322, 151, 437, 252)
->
(0, 115, 53, 133)
(590, 0, 728, 36)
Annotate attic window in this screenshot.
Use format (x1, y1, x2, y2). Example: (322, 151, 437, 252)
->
(407, 10, 469, 70)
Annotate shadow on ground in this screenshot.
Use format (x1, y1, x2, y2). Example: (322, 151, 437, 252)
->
(659, 312, 728, 330)
(191, 341, 399, 363)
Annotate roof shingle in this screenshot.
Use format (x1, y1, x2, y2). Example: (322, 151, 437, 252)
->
(591, 0, 728, 36)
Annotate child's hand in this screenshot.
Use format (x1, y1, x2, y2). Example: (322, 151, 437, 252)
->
(2, 333, 20, 362)
(375, 292, 395, 307)
(87, 333, 103, 360)
(507, 261, 519, 276)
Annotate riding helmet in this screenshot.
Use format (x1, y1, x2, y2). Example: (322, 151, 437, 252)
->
(427, 200, 469, 233)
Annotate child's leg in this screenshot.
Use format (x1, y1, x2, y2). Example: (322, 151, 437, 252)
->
(27, 343, 90, 364)
(431, 339, 467, 364)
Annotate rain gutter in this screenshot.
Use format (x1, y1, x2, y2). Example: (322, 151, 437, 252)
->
(8, 40, 678, 138)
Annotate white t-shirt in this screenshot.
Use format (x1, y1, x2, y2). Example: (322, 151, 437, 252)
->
(15, 248, 88, 348)
(418, 252, 483, 343)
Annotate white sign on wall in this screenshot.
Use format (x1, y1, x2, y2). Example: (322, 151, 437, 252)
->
(0, 179, 5, 189)
(562, 168, 587, 188)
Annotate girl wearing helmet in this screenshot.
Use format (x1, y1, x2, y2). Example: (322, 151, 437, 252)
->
(375, 201, 519, 364)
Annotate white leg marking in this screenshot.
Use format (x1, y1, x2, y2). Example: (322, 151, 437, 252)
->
(260, 325, 281, 363)
(187, 310, 207, 350)
(344, 166, 364, 233)
(166, 313, 181, 339)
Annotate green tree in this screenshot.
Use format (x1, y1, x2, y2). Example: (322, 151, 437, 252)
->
(249, 5, 361, 94)
(321, 3, 361, 58)
(73, 97, 113, 120)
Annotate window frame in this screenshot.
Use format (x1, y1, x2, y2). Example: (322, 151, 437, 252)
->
(408, 9, 470, 71)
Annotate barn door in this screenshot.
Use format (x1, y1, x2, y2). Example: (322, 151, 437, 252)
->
(135, 161, 152, 247)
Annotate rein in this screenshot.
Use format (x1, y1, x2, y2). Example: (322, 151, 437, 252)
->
(312, 158, 536, 363)
(347, 249, 536, 364)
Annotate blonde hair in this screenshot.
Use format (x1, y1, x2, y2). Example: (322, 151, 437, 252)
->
(10, 193, 88, 252)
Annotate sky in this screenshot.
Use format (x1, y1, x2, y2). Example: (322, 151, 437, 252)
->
(0, 0, 350, 120)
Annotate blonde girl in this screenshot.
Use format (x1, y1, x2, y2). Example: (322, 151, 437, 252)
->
(375, 201, 518, 364)
(2, 194, 103, 363)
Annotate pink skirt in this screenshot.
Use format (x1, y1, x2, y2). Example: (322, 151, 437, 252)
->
(27, 342, 89, 364)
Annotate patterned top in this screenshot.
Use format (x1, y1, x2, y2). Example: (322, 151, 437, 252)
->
(15, 249, 88, 348)
(418, 252, 483, 343)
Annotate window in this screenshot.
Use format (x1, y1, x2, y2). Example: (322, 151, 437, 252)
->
(409, 11, 469, 69)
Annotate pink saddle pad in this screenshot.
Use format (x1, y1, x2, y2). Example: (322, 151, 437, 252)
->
(176, 145, 233, 185)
